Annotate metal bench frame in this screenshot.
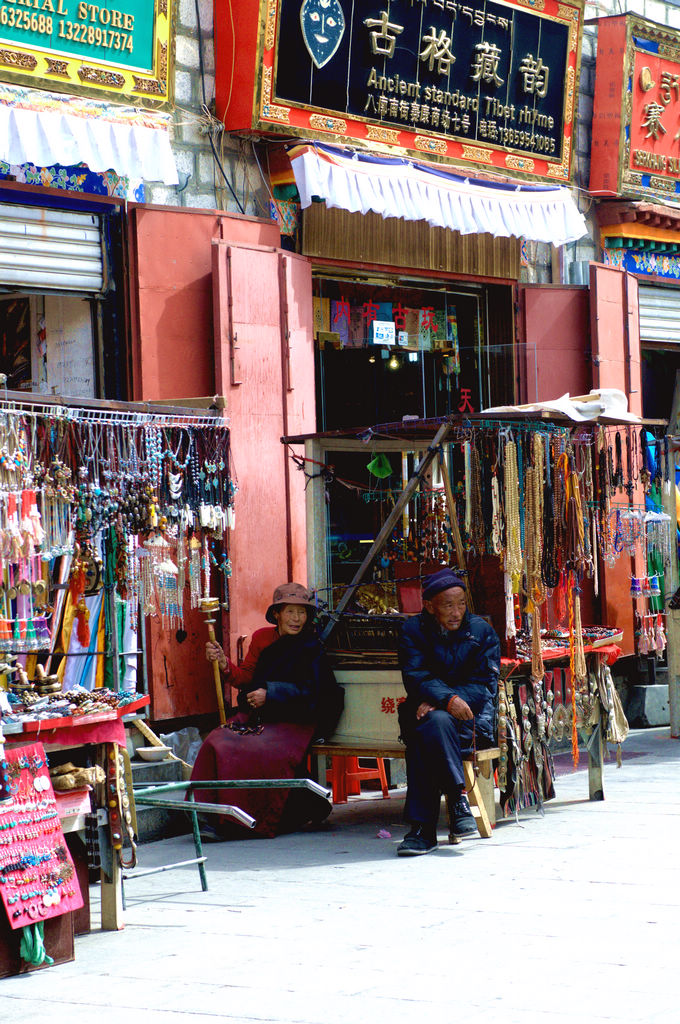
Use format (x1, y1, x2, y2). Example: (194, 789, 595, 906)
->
(128, 778, 331, 891)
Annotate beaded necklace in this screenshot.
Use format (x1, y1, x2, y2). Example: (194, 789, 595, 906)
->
(613, 431, 624, 492)
(504, 438, 522, 589)
(490, 472, 503, 556)
(525, 433, 546, 609)
(469, 441, 484, 555)
(463, 440, 472, 541)
(541, 439, 559, 589)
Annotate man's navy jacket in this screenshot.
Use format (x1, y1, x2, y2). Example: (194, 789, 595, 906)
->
(398, 609, 501, 752)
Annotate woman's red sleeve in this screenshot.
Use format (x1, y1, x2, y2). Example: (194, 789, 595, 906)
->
(226, 628, 277, 688)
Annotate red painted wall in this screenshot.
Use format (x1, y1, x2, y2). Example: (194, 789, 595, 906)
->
(214, 0, 260, 128)
(128, 207, 315, 719)
(590, 16, 628, 196)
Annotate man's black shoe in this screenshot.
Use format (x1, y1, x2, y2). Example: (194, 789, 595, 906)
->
(397, 825, 437, 856)
(450, 794, 477, 838)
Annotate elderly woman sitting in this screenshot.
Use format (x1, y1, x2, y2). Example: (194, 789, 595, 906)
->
(191, 583, 343, 839)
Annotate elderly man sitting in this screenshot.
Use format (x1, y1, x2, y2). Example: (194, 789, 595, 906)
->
(397, 569, 500, 856)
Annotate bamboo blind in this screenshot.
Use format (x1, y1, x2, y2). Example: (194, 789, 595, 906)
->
(302, 205, 520, 280)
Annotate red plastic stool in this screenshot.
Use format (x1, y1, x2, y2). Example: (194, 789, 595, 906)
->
(327, 756, 390, 803)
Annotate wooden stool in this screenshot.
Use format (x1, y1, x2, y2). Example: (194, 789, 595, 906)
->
(327, 756, 390, 804)
(446, 747, 499, 843)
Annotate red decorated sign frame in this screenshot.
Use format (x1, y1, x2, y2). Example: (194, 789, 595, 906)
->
(217, 0, 584, 184)
(591, 13, 680, 201)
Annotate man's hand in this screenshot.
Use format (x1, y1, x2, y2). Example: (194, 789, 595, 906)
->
(446, 694, 473, 720)
(206, 641, 228, 674)
(416, 701, 436, 720)
(247, 688, 267, 709)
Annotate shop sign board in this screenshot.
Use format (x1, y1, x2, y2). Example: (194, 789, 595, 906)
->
(591, 14, 680, 202)
(217, 0, 584, 183)
(372, 320, 395, 345)
(0, 0, 172, 107)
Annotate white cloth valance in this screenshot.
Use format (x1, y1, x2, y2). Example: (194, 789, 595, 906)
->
(289, 142, 587, 247)
(0, 84, 178, 187)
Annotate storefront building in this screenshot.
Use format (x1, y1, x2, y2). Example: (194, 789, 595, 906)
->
(210, 0, 657, 660)
(0, 0, 676, 720)
(590, 13, 680, 422)
(217, 0, 587, 422)
(0, 0, 316, 722)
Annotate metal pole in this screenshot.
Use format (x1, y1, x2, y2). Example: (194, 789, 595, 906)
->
(320, 420, 453, 644)
(438, 447, 474, 612)
(188, 789, 209, 892)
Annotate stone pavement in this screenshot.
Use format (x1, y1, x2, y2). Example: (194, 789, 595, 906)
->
(1, 727, 679, 1024)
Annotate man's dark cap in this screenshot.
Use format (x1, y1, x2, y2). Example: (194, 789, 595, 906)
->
(422, 569, 466, 602)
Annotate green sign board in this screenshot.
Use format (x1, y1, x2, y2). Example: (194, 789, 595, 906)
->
(0, 0, 153, 69)
(0, 0, 171, 107)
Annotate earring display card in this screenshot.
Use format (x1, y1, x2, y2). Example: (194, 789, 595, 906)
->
(0, 743, 83, 930)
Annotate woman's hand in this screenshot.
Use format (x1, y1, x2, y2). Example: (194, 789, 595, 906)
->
(247, 688, 267, 710)
(206, 641, 228, 674)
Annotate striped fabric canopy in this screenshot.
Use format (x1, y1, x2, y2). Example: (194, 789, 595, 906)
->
(0, 83, 178, 188)
(288, 142, 587, 246)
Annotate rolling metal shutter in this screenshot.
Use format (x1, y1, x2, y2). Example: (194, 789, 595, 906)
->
(638, 283, 680, 347)
(0, 204, 103, 292)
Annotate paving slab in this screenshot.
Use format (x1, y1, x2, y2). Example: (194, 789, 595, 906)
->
(0, 726, 678, 1024)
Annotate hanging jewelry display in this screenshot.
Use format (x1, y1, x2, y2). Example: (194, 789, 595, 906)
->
(0, 401, 234, 701)
(644, 511, 672, 575)
(503, 437, 522, 591)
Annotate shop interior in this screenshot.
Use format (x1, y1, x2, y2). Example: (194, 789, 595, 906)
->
(313, 275, 515, 430)
(0, 294, 97, 398)
(642, 347, 680, 422)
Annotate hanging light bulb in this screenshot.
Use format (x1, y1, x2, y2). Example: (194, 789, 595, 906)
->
(388, 354, 399, 370)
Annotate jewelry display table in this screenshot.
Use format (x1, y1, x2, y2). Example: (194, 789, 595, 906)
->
(499, 644, 624, 812)
(3, 694, 149, 932)
(311, 642, 624, 828)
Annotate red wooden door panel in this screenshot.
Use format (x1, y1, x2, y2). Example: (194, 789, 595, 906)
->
(128, 206, 283, 720)
(279, 251, 315, 585)
(518, 284, 590, 404)
(589, 263, 642, 655)
(218, 243, 289, 652)
(213, 242, 315, 661)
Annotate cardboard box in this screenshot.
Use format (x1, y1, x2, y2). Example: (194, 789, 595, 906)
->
(55, 787, 92, 820)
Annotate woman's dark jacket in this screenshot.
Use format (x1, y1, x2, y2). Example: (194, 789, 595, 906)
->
(398, 609, 500, 750)
(239, 628, 344, 740)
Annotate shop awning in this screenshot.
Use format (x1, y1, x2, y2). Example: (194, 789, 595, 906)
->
(288, 142, 587, 247)
(0, 84, 178, 189)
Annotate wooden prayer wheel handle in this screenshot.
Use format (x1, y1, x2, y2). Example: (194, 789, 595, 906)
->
(200, 598, 227, 726)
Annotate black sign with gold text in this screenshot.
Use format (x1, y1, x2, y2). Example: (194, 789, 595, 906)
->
(273, 0, 571, 163)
